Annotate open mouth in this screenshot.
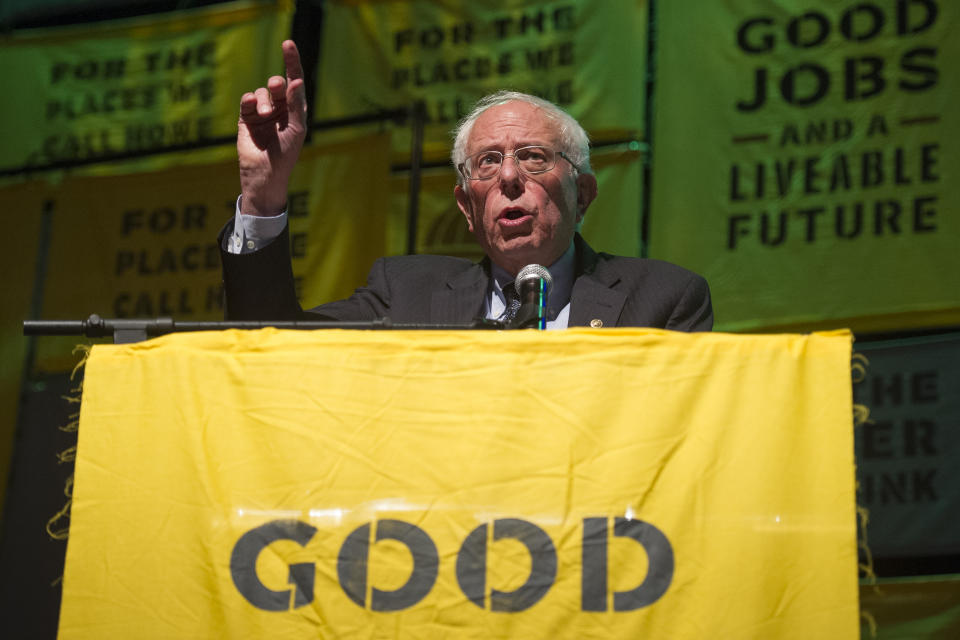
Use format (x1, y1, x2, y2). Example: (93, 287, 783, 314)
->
(499, 208, 531, 222)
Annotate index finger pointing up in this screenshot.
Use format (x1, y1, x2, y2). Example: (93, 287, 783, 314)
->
(282, 40, 303, 82)
(280, 40, 307, 127)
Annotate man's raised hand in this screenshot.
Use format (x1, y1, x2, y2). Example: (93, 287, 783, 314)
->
(238, 40, 307, 216)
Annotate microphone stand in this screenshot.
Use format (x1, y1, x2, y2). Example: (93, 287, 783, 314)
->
(509, 305, 546, 330)
(24, 314, 505, 344)
(509, 277, 550, 330)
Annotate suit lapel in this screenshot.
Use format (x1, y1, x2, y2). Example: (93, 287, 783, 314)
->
(430, 262, 489, 324)
(568, 235, 627, 328)
(425, 238, 627, 327)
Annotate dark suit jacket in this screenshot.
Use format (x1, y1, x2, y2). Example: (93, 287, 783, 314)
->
(219, 222, 713, 331)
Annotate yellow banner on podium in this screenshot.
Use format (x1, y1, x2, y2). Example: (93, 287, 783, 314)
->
(61, 329, 858, 638)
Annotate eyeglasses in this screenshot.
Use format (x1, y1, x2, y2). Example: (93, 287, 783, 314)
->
(459, 146, 583, 181)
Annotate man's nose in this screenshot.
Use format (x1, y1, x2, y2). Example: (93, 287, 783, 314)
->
(498, 154, 524, 197)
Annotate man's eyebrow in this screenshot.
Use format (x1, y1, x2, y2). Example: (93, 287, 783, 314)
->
(473, 140, 551, 151)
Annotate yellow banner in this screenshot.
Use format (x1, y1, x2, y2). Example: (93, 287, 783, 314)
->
(2, 133, 390, 373)
(860, 576, 960, 638)
(649, 0, 960, 333)
(0, 0, 291, 175)
(0, 181, 45, 519)
(315, 0, 647, 161)
(61, 329, 857, 638)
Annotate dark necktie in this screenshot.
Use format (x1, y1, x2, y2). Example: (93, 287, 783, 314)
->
(500, 281, 521, 324)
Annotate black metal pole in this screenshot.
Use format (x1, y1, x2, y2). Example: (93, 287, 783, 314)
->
(406, 101, 426, 255)
(23, 314, 506, 344)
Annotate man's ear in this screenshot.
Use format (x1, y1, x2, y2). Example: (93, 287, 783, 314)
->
(575, 173, 598, 223)
(454, 184, 475, 232)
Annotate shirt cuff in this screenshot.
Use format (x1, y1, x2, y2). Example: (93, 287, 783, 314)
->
(227, 195, 288, 255)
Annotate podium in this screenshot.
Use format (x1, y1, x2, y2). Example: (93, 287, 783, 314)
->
(57, 328, 858, 638)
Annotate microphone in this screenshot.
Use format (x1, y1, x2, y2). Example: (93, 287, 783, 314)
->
(510, 264, 553, 329)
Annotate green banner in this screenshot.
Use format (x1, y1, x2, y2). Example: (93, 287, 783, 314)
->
(650, 0, 960, 332)
(854, 333, 960, 559)
(315, 0, 647, 161)
(0, 0, 291, 175)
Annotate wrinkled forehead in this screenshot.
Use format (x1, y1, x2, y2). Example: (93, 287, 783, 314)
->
(467, 101, 562, 152)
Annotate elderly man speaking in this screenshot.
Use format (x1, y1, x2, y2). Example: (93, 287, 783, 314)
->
(219, 41, 712, 331)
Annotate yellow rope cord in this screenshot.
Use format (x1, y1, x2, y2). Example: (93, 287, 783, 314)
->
(46, 345, 90, 543)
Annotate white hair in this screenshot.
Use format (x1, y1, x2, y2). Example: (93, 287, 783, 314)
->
(451, 91, 592, 186)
